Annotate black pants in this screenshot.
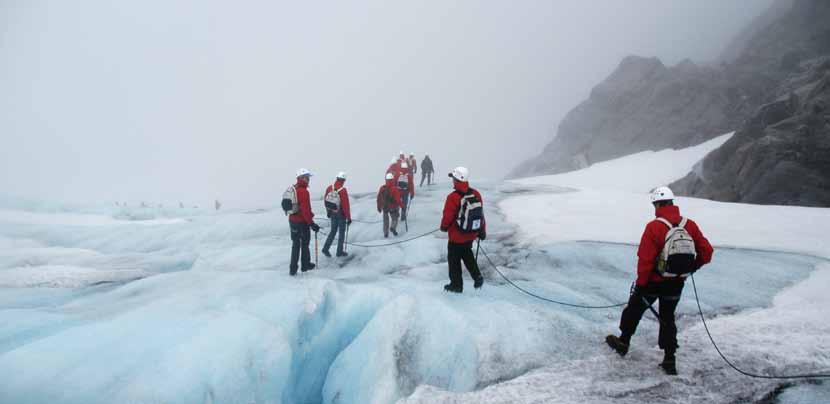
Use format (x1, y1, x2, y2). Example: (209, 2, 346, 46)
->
(323, 213, 346, 255)
(420, 171, 433, 186)
(289, 221, 311, 274)
(447, 241, 482, 291)
(619, 280, 685, 352)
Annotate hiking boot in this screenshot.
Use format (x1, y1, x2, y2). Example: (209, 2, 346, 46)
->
(301, 263, 316, 272)
(605, 335, 629, 357)
(336, 251, 348, 257)
(289, 268, 298, 276)
(474, 277, 484, 289)
(322, 250, 331, 258)
(443, 284, 462, 293)
(391, 229, 398, 236)
(660, 352, 677, 375)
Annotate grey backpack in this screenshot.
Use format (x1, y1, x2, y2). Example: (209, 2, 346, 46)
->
(324, 185, 343, 212)
(655, 217, 697, 278)
(281, 185, 299, 215)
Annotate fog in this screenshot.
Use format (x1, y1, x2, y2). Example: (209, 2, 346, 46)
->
(0, 0, 774, 208)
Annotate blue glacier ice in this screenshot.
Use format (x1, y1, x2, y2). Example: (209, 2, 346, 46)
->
(1, 181, 828, 404)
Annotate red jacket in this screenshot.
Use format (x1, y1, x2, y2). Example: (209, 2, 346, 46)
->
(395, 166, 415, 197)
(440, 181, 486, 244)
(288, 180, 315, 224)
(387, 162, 401, 177)
(636, 205, 713, 286)
(324, 179, 351, 220)
(377, 180, 403, 211)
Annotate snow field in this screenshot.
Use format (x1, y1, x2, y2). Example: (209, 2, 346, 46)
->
(1, 135, 829, 403)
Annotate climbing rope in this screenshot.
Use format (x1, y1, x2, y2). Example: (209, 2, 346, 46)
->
(349, 218, 383, 224)
(479, 245, 626, 309)
(690, 274, 830, 379)
(316, 228, 440, 248)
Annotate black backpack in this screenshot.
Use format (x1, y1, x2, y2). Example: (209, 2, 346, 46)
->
(455, 189, 483, 233)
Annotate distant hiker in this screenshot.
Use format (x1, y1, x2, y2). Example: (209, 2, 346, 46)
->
(215, 200, 222, 210)
(387, 156, 401, 178)
(408, 153, 418, 175)
(282, 168, 320, 275)
(440, 167, 485, 293)
(179, 202, 184, 209)
(397, 160, 415, 221)
(420, 154, 434, 186)
(377, 172, 403, 238)
(605, 186, 713, 375)
(322, 172, 352, 257)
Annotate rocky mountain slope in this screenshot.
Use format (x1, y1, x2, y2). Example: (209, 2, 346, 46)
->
(512, 0, 830, 206)
(672, 0, 830, 206)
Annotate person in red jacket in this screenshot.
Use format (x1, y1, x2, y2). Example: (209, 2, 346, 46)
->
(440, 166, 485, 293)
(397, 161, 415, 221)
(387, 156, 401, 178)
(408, 153, 418, 175)
(377, 173, 403, 237)
(606, 186, 713, 375)
(322, 171, 352, 258)
(288, 168, 320, 275)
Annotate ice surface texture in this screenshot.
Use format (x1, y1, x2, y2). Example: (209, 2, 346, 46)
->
(1, 138, 829, 403)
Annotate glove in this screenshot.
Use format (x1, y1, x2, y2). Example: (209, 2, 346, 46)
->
(477, 231, 486, 241)
(347, 219, 352, 225)
(310, 223, 320, 232)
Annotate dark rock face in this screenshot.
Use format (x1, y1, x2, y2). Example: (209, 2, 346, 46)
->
(512, 0, 830, 207)
(509, 56, 763, 177)
(672, 58, 830, 206)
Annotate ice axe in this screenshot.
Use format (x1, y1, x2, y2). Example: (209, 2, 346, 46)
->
(314, 231, 319, 267)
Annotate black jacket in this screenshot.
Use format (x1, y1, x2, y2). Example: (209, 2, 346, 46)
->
(421, 156, 434, 173)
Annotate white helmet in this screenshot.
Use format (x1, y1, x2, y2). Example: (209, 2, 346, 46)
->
(296, 168, 313, 178)
(385, 172, 395, 180)
(399, 150, 405, 157)
(650, 186, 675, 203)
(336, 171, 347, 180)
(449, 166, 469, 182)
(401, 162, 409, 169)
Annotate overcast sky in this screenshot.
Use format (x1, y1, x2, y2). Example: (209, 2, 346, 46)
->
(0, 0, 775, 208)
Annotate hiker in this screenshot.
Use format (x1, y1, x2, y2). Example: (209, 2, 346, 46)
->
(408, 153, 418, 175)
(215, 200, 222, 210)
(421, 154, 434, 186)
(377, 172, 403, 238)
(397, 160, 415, 221)
(282, 168, 320, 275)
(440, 166, 485, 293)
(387, 156, 401, 178)
(322, 172, 352, 257)
(605, 186, 713, 375)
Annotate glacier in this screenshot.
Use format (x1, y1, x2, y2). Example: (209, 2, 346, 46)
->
(1, 135, 829, 403)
